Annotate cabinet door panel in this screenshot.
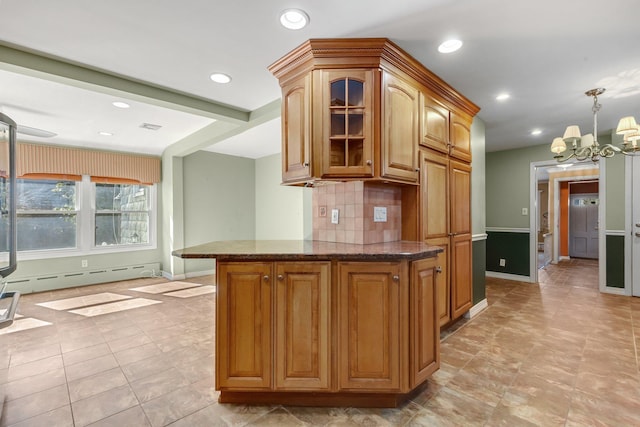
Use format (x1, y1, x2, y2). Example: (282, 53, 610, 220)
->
(420, 94, 450, 154)
(275, 262, 330, 390)
(410, 258, 439, 387)
(321, 69, 374, 178)
(338, 262, 401, 391)
(420, 149, 450, 240)
(382, 73, 419, 182)
(282, 74, 311, 183)
(449, 111, 472, 162)
(451, 235, 473, 318)
(450, 160, 471, 236)
(217, 262, 272, 389)
(426, 237, 451, 327)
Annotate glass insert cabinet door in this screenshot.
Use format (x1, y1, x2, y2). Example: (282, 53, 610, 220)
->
(322, 70, 374, 177)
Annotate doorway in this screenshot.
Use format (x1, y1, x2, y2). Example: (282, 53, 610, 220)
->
(529, 161, 604, 286)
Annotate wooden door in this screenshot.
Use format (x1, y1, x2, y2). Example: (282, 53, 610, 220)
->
(449, 111, 472, 162)
(420, 93, 450, 154)
(274, 262, 331, 390)
(381, 72, 419, 183)
(338, 262, 402, 391)
(410, 258, 439, 387)
(281, 73, 312, 183)
(216, 262, 272, 389)
(569, 194, 599, 259)
(320, 69, 375, 178)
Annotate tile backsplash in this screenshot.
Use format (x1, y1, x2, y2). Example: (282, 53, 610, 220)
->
(312, 181, 402, 244)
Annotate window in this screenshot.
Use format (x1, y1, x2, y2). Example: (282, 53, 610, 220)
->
(16, 179, 78, 251)
(94, 183, 150, 246)
(11, 176, 156, 258)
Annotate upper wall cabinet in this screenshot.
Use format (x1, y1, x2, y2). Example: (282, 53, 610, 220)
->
(269, 38, 479, 186)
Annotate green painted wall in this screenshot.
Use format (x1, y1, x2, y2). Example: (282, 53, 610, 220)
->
(472, 239, 486, 304)
(486, 232, 530, 276)
(606, 235, 625, 288)
(255, 154, 311, 240)
(182, 151, 256, 273)
(485, 132, 626, 285)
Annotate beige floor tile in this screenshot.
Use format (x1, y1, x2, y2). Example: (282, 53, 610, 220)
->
(163, 285, 216, 298)
(129, 367, 190, 403)
(3, 367, 66, 402)
(65, 354, 119, 383)
(3, 405, 74, 427)
(129, 281, 201, 294)
(71, 384, 139, 427)
(0, 383, 70, 426)
(85, 405, 151, 427)
(68, 367, 128, 402)
(36, 292, 132, 311)
(69, 298, 161, 317)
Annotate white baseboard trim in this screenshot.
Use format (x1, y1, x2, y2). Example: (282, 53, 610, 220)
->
(186, 269, 216, 279)
(559, 256, 571, 261)
(161, 269, 215, 281)
(464, 299, 488, 319)
(485, 271, 532, 283)
(601, 286, 626, 296)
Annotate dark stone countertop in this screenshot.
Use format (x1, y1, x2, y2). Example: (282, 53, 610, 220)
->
(172, 240, 442, 262)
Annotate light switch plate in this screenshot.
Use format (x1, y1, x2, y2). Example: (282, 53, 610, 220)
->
(331, 209, 339, 224)
(373, 206, 387, 222)
(522, 207, 528, 216)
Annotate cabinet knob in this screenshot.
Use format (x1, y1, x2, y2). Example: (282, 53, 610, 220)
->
(392, 275, 400, 282)
(436, 266, 442, 273)
(263, 275, 270, 281)
(415, 168, 420, 172)
(277, 274, 284, 281)
(366, 160, 372, 166)
(636, 223, 640, 228)
(635, 232, 640, 237)
(303, 162, 309, 167)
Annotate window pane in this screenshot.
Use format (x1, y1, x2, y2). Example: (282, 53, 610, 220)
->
(95, 212, 149, 246)
(95, 183, 151, 247)
(17, 179, 76, 210)
(96, 184, 148, 211)
(16, 179, 78, 251)
(17, 213, 77, 250)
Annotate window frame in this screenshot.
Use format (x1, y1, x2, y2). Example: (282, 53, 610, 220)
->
(15, 175, 157, 261)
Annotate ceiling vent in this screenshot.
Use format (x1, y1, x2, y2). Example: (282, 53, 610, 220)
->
(140, 123, 162, 131)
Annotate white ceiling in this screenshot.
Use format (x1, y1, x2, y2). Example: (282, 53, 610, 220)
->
(1, 0, 639, 157)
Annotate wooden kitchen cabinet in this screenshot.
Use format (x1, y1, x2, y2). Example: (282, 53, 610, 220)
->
(449, 111, 473, 163)
(420, 150, 472, 325)
(320, 69, 375, 178)
(381, 72, 419, 183)
(274, 262, 331, 390)
(338, 262, 403, 391)
(270, 38, 478, 186)
(217, 261, 331, 391)
(216, 262, 272, 390)
(410, 257, 439, 386)
(420, 92, 450, 154)
(281, 74, 312, 183)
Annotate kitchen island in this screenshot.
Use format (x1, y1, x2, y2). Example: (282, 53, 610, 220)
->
(173, 240, 443, 407)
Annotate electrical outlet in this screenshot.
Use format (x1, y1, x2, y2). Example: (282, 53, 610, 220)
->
(373, 206, 387, 222)
(81, 259, 88, 268)
(499, 258, 506, 267)
(331, 209, 339, 224)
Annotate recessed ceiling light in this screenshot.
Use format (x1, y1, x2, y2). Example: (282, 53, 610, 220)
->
(280, 9, 310, 30)
(210, 73, 232, 84)
(531, 129, 542, 136)
(98, 131, 113, 136)
(438, 39, 463, 54)
(496, 93, 510, 101)
(112, 101, 130, 109)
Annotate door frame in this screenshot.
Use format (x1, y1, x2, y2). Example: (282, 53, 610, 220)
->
(625, 155, 639, 296)
(529, 160, 607, 292)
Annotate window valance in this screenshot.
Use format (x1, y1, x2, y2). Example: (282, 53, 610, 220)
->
(17, 143, 161, 184)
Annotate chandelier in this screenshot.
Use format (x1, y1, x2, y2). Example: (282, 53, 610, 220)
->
(550, 88, 640, 162)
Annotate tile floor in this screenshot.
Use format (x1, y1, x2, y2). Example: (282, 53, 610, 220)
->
(1, 258, 639, 426)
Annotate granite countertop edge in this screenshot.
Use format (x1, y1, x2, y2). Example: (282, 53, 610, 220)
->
(172, 240, 443, 262)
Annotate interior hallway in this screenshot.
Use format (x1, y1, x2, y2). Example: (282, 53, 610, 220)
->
(1, 261, 638, 426)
